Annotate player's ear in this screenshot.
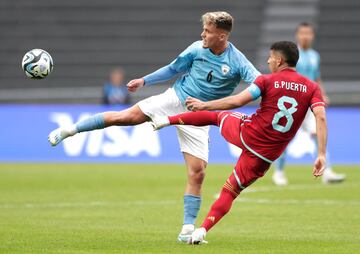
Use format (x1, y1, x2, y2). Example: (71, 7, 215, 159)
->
(276, 55, 283, 67)
(219, 33, 227, 41)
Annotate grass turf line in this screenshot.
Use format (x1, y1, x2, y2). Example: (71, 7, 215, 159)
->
(0, 164, 359, 254)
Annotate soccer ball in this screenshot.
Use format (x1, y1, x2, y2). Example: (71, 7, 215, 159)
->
(21, 49, 54, 79)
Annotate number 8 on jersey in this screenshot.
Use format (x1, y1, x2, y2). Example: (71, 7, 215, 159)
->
(272, 96, 298, 133)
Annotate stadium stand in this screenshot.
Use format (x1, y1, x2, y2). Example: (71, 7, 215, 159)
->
(0, 0, 359, 104)
(317, 0, 360, 81)
(0, 0, 264, 103)
(258, 0, 360, 105)
(316, 0, 360, 104)
(256, 0, 320, 73)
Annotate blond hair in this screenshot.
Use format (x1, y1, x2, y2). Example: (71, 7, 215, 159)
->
(201, 11, 233, 32)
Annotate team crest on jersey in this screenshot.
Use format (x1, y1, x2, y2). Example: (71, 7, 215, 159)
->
(221, 65, 230, 75)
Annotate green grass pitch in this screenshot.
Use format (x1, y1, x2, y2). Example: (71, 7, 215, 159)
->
(0, 164, 359, 254)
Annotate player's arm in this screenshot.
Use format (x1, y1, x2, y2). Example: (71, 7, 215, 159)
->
(127, 42, 198, 92)
(186, 83, 260, 111)
(236, 50, 261, 86)
(312, 106, 327, 177)
(316, 78, 330, 105)
(127, 65, 180, 92)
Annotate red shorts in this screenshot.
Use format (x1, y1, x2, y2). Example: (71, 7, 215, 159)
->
(218, 112, 270, 189)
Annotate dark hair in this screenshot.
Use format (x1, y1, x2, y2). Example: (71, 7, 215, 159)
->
(215, 16, 233, 32)
(296, 22, 315, 32)
(270, 41, 299, 67)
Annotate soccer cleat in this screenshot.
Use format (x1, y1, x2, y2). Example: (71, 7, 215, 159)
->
(272, 170, 288, 186)
(150, 115, 170, 130)
(322, 168, 346, 184)
(188, 227, 207, 245)
(177, 224, 194, 243)
(48, 127, 73, 146)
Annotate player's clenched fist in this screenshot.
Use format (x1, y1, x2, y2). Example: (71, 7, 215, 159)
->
(186, 97, 207, 111)
(127, 78, 145, 92)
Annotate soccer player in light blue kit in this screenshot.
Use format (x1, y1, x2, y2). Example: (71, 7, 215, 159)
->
(272, 22, 345, 185)
(48, 12, 260, 242)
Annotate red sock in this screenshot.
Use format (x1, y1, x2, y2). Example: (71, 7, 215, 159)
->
(201, 188, 237, 231)
(168, 111, 220, 126)
(201, 173, 242, 232)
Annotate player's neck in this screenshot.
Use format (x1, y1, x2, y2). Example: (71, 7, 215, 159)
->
(278, 65, 295, 72)
(299, 44, 312, 51)
(209, 42, 228, 55)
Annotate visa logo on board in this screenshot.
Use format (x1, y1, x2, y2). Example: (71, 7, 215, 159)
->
(49, 112, 315, 160)
(49, 113, 161, 157)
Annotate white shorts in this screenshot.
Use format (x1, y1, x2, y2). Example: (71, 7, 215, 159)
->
(137, 88, 210, 162)
(301, 109, 316, 134)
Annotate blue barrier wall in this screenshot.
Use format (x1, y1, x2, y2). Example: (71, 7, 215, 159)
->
(0, 105, 359, 164)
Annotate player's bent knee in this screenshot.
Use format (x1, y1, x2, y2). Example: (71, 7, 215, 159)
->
(188, 167, 206, 184)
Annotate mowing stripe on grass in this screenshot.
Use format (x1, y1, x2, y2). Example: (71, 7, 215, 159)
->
(236, 198, 360, 206)
(243, 183, 358, 193)
(0, 200, 178, 209)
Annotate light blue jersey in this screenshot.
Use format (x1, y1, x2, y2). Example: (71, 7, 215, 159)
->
(143, 41, 260, 104)
(296, 48, 320, 81)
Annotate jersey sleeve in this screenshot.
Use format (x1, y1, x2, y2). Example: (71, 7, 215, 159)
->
(237, 54, 261, 85)
(143, 65, 179, 85)
(310, 85, 325, 110)
(253, 75, 266, 93)
(247, 83, 261, 100)
(168, 41, 199, 73)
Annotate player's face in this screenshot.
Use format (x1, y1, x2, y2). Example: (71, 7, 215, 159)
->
(296, 26, 315, 49)
(110, 70, 124, 86)
(201, 22, 227, 49)
(267, 50, 282, 73)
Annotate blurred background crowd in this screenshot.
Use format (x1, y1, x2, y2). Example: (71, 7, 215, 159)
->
(0, 0, 359, 106)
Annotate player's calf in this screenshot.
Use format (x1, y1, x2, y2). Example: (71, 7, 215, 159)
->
(48, 113, 105, 146)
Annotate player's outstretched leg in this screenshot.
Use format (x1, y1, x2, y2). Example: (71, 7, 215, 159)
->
(48, 113, 104, 146)
(151, 111, 221, 130)
(48, 105, 148, 146)
(189, 170, 241, 244)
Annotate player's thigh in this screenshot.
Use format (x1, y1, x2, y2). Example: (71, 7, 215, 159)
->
(176, 124, 210, 163)
(219, 112, 247, 148)
(137, 87, 186, 117)
(138, 87, 210, 162)
(235, 150, 270, 189)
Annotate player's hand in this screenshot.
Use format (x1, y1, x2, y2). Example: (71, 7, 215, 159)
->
(127, 78, 144, 93)
(313, 155, 326, 177)
(185, 97, 206, 111)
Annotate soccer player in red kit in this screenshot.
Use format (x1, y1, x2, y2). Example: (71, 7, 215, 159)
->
(150, 41, 327, 244)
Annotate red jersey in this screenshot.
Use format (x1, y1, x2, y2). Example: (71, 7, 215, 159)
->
(241, 68, 325, 163)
